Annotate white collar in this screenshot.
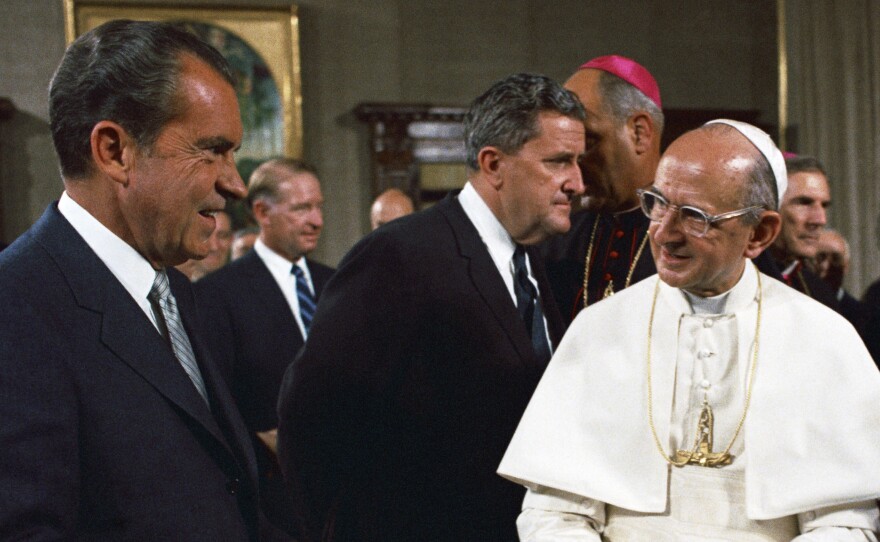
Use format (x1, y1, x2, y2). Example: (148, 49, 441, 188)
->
(57, 191, 158, 304)
(661, 261, 758, 317)
(254, 238, 304, 273)
(457, 182, 516, 277)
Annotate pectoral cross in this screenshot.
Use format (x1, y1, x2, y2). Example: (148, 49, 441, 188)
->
(603, 280, 615, 299)
(672, 397, 733, 467)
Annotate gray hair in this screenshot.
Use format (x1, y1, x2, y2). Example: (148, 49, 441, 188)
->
(247, 158, 319, 208)
(598, 70, 665, 135)
(50, 19, 234, 179)
(464, 73, 585, 170)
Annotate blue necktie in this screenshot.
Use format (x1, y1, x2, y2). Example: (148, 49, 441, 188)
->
(513, 246, 552, 365)
(292, 265, 316, 334)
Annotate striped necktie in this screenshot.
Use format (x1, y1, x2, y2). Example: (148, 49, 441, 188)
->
(149, 270, 209, 404)
(292, 264, 316, 334)
(513, 245, 552, 365)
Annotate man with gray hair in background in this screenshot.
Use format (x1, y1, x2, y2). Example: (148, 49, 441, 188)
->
(197, 157, 334, 537)
(500, 120, 880, 539)
(541, 55, 664, 326)
(277, 72, 585, 541)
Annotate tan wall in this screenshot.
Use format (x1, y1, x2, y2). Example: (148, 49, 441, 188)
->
(0, 0, 777, 266)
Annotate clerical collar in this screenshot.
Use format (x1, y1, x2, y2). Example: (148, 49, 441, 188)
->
(613, 203, 642, 217)
(780, 260, 799, 277)
(660, 261, 758, 316)
(683, 289, 731, 315)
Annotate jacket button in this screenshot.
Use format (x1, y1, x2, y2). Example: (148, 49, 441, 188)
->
(226, 478, 240, 495)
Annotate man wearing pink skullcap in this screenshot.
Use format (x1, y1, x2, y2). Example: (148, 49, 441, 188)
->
(541, 55, 664, 327)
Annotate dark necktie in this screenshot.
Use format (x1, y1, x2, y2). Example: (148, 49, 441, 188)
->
(292, 264, 316, 334)
(512, 245, 552, 364)
(149, 270, 209, 404)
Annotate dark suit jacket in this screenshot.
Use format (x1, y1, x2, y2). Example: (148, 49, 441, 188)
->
(196, 249, 334, 536)
(196, 250, 334, 432)
(277, 195, 564, 542)
(0, 204, 261, 540)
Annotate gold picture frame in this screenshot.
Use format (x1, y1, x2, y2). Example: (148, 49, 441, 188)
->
(62, 1, 303, 160)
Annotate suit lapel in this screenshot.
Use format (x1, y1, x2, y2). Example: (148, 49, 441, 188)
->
(438, 196, 536, 368)
(529, 245, 564, 350)
(306, 259, 332, 300)
(36, 206, 237, 458)
(241, 251, 303, 342)
(174, 272, 259, 488)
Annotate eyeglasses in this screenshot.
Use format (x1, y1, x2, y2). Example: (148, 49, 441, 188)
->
(637, 189, 763, 238)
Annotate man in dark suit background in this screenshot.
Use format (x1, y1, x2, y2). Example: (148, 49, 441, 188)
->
(197, 158, 335, 536)
(277, 73, 586, 541)
(0, 20, 272, 540)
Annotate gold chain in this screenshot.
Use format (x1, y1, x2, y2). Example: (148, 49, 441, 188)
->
(582, 215, 650, 308)
(646, 264, 763, 467)
(795, 267, 812, 297)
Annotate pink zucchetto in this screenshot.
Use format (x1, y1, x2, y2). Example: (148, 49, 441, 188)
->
(580, 55, 662, 108)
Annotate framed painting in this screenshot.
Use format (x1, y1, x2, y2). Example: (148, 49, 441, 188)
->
(62, 1, 303, 163)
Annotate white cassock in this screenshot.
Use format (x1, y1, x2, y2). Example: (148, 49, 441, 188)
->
(498, 262, 880, 541)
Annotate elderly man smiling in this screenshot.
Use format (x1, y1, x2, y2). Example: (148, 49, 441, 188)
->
(499, 120, 880, 540)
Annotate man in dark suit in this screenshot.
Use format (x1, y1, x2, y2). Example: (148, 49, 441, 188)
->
(277, 73, 585, 541)
(0, 20, 270, 540)
(197, 158, 335, 536)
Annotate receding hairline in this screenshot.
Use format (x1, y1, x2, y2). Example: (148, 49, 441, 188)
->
(660, 127, 762, 185)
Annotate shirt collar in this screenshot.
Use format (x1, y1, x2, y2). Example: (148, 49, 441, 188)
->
(458, 182, 517, 272)
(57, 191, 158, 303)
(253, 238, 304, 274)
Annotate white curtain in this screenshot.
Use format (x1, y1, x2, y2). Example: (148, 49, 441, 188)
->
(785, 0, 880, 297)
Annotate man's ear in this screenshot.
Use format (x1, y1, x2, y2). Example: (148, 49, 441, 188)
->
(89, 120, 135, 185)
(251, 199, 271, 227)
(628, 112, 655, 155)
(744, 211, 782, 259)
(477, 146, 504, 189)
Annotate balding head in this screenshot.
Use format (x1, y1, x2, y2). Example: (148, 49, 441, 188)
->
(370, 189, 415, 230)
(645, 125, 781, 296)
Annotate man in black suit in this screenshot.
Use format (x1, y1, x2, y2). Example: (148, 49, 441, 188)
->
(277, 73, 585, 541)
(197, 158, 335, 536)
(0, 20, 270, 540)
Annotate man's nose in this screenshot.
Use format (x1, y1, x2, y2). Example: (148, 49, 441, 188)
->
(218, 158, 247, 200)
(566, 164, 585, 197)
(651, 209, 685, 243)
(811, 205, 827, 226)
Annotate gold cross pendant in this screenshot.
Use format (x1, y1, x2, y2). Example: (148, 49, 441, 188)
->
(603, 280, 615, 299)
(672, 399, 733, 467)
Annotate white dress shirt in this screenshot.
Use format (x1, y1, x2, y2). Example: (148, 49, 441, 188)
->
(252, 238, 313, 339)
(58, 192, 162, 332)
(457, 182, 551, 347)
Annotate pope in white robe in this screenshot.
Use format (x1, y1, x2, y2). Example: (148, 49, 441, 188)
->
(498, 120, 880, 541)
